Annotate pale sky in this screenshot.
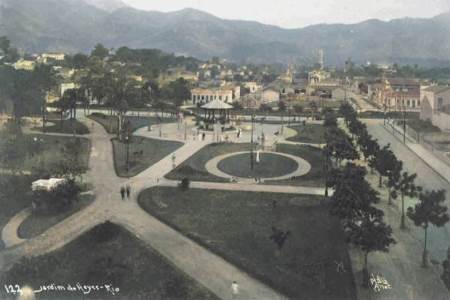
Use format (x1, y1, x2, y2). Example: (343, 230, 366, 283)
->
(122, 0, 450, 28)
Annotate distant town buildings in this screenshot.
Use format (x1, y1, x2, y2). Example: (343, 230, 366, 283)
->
(13, 59, 36, 70)
(374, 78, 421, 111)
(39, 53, 66, 64)
(191, 85, 240, 105)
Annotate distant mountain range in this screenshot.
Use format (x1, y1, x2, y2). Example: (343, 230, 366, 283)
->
(1, 0, 450, 66)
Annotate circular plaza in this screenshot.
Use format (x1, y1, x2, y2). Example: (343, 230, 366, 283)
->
(205, 151, 311, 182)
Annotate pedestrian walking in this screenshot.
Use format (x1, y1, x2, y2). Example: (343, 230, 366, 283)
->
(231, 281, 239, 298)
(202, 132, 206, 141)
(120, 186, 125, 200)
(126, 184, 131, 199)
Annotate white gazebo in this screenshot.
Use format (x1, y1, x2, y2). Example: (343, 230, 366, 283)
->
(201, 99, 233, 124)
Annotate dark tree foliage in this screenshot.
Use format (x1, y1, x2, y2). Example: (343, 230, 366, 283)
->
(408, 190, 449, 267)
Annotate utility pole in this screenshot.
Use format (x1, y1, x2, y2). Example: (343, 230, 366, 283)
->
(250, 113, 255, 170)
(403, 105, 406, 144)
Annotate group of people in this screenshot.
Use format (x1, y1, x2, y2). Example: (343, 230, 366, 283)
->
(120, 184, 131, 200)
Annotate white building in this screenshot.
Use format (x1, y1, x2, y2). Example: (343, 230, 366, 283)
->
(420, 86, 450, 130)
(191, 87, 236, 105)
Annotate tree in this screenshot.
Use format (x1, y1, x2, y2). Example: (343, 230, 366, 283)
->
(386, 159, 403, 205)
(0, 36, 19, 63)
(339, 102, 357, 127)
(323, 108, 337, 128)
(0, 66, 45, 128)
(308, 101, 318, 120)
(270, 226, 291, 256)
(346, 211, 395, 287)
(328, 163, 380, 221)
(161, 78, 191, 110)
(73, 53, 89, 68)
(324, 127, 359, 166)
(442, 247, 450, 290)
(32, 179, 81, 214)
(278, 100, 287, 112)
(293, 105, 303, 115)
(407, 190, 449, 267)
(328, 163, 395, 288)
(91, 43, 109, 59)
(32, 64, 59, 133)
(357, 131, 379, 162)
(370, 144, 397, 188)
(396, 172, 421, 229)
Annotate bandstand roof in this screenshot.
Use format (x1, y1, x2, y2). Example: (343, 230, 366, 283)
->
(201, 99, 233, 110)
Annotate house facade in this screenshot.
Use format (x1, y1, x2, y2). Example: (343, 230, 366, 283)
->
(420, 86, 450, 130)
(191, 87, 237, 105)
(378, 78, 421, 111)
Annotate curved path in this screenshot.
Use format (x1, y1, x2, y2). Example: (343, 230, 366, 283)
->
(1, 208, 31, 248)
(0, 114, 330, 300)
(205, 151, 311, 182)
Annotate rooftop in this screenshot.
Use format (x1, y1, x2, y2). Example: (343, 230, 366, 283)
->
(201, 99, 233, 110)
(423, 86, 450, 94)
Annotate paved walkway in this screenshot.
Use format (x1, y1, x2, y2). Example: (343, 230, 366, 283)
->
(205, 151, 312, 182)
(0, 117, 292, 300)
(160, 179, 327, 196)
(1, 208, 31, 248)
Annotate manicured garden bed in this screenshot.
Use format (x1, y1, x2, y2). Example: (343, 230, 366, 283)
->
(1, 222, 218, 299)
(112, 136, 183, 177)
(286, 124, 326, 144)
(165, 143, 253, 182)
(18, 193, 95, 239)
(217, 152, 298, 178)
(138, 187, 356, 300)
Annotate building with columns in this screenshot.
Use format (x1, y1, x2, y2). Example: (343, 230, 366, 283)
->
(191, 86, 240, 105)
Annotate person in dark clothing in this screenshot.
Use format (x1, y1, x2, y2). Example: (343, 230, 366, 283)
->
(126, 184, 131, 199)
(120, 186, 125, 200)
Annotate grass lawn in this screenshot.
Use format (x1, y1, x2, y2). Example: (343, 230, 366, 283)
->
(217, 152, 298, 178)
(89, 113, 176, 134)
(287, 124, 326, 144)
(268, 143, 325, 187)
(112, 136, 183, 178)
(138, 187, 356, 300)
(32, 119, 89, 135)
(18, 193, 95, 239)
(1, 222, 219, 300)
(0, 175, 33, 250)
(0, 134, 90, 176)
(166, 143, 253, 182)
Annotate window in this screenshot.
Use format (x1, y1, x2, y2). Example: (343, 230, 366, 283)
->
(412, 100, 416, 108)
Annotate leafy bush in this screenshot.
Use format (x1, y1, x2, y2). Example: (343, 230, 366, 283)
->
(179, 178, 190, 191)
(32, 179, 81, 214)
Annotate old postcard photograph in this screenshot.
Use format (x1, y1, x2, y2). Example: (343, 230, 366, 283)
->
(0, 0, 450, 299)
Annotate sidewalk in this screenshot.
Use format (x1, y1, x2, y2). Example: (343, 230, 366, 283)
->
(382, 123, 450, 183)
